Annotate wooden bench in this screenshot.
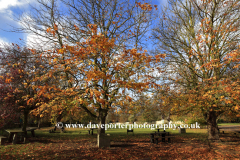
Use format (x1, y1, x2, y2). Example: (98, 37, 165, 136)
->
(26, 127, 38, 137)
(218, 128, 240, 136)
(155, 129, 164, 133)
(5, 129, 26, 144)
(0, 136, 7, 145)
(219, 130, 240, 137)
(150, 132, 174, 144)
(218, 126, 240, 134)
(4, 128, 37, 144)
(127, 129, 134, 135)
(87, 128, 98, 135)
(156, 135, 175, 143)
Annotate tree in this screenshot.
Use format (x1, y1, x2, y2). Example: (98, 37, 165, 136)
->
(11, 0, 158, 127)
(106, 108, 119, 123)
(153, 0, 240, 140)
(0, 73, 20, 129)
(36, 21, 164, 137)
(0, 44, 49, 132)
(130, 93, 160, 122)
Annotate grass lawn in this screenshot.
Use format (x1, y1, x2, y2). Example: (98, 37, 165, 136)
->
(218, 123, 240, 126)
(0, 127, 240, 159)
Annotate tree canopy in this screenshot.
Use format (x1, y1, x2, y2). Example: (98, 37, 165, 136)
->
(153, 0, 240, 140)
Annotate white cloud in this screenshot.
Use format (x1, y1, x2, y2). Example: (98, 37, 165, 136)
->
(0, 0, 38, 45)
(0, 0, 33, 11)
(0, 37, 10, 47)
(157, 0, 168, 8)
(0, 38, 5, 44)
(0, 0, 28, 11)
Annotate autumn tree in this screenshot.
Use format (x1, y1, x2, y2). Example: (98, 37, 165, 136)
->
(106, 108, 119, 123)
(12, 0, 157, 125)
(17, 0, 81, 123)
(0, 44, 49, 132)
(0, 72, 20, 129)
(129, 94, 159, 122)
(35, 19, 164, 137)
(153, 0, 240, 140)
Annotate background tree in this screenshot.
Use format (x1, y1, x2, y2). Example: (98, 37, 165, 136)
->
(0, 71, 20, 130)
(0, 44, 49, 132)
(106, 108, 119, 123)
(131, 94, 160, 123)
(153, 0, 240, 140)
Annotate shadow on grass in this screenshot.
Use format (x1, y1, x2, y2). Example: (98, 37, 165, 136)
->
(28, 138, 57, 144)
(0, 148, 92, 160)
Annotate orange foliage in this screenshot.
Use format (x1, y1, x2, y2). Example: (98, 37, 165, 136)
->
(33, 23, 165, 120)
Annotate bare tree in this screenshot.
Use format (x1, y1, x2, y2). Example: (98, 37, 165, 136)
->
(153, 0, 240, 140)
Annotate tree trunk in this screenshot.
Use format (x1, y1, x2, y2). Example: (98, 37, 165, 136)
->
(37, 115, 41, 129)
(22, 110, 29, 135)
(207, 110, 219, 140)
(167, 112, 171, 122)
(97, 109, 108, 135)
(56, 113, 63, 122)
(54, 113, 63, 126)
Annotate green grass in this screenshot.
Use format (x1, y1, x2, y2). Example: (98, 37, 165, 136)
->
(21, 127, 207, 145)
(217, 123, 240, 126)
(1, 126, 207, 139)
(33, 127, 208, 141)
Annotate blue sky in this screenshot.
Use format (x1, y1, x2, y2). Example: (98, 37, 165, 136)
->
(0, 0, 168, 46)
(0, 0, 36, 45)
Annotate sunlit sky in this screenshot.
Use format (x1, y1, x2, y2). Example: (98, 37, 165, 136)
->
(0, 0, 168, 46)
(0, 0, 34, 44)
